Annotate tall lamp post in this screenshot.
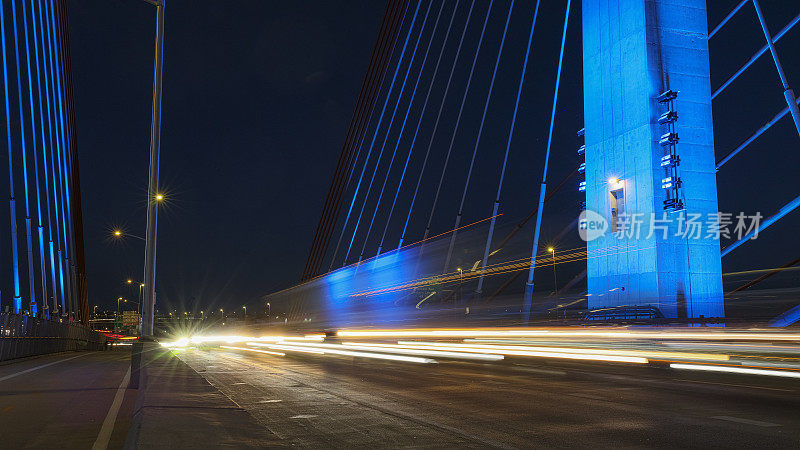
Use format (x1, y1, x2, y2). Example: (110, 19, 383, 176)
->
(142, 0, 166, 338)
(548, 247, 558, 294)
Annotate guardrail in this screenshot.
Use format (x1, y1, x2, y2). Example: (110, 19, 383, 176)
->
(0, 313, 108, 361)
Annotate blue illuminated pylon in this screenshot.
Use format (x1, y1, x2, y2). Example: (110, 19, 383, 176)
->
(581, 0, 723, 318)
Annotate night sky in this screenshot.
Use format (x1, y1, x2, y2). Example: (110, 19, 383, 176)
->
(66, 0, 800, 313)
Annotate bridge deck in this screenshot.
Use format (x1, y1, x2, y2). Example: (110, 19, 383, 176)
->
(178, 347, 800, 448)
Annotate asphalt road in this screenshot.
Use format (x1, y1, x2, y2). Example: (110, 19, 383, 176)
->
(176, 347, 800, 448)
(0, 348, 135, 449)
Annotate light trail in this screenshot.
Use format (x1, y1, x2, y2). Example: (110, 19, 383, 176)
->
(246, 341, 437, 364)
(346, 243, 648, 297)
(274, 340, 642, 363)
(670, 363, 800, 379)
(340, 341, 647, 364)
(392, 341, 729, 362)
(337, 328, 800, 341)
(338, 342, 504, 361)
(221, 345, 285, 357)
(247, 342, 326, 354)
(160, 334, 324, 348)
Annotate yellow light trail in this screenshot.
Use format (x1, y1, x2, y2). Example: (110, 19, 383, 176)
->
(336, 328, 800, 341)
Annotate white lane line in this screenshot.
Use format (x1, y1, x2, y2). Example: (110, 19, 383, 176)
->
(712, 416, 781, 428)
(511, 364, 567, 376)
(675, 378, 794, 393)
(0, 352, 90, 382)
(91, 366, 132, 450)
(290, 414, 318, 419)
(569, 393, 605, 400)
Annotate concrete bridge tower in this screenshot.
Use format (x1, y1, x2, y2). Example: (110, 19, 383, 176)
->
(581, 0, 724, 318)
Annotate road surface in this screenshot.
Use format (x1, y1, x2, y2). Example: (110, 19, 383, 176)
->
(176, 346, 800, 448)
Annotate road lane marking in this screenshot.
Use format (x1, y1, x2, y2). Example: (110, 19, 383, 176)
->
(675, 378, 794, 392)
(0, 352, 90, 382)
(569, 393, 605, 400)
(510, 364, 567, 376)
(259, 399, 282, 403)
(290, 414, 318, 419)
(712, 416, 780, 427)
(91, 366, 132, 450)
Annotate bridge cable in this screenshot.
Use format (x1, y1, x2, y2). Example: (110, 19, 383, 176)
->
(11, 0, 38, 311)
(475, 0, 541, 295)
(441, 0, 515, 274)
(303, 0, 410, 280)
(44, 0, 68, 314)
(327, 0, 413, 271)
(335, 0, 423, 267)
(523, 0, 572, 319)
(420, 0, 495, 248)
(356, 0, 440, 264)
(0, 0, 23, 310)
(21, 0, 49, 316)
(30, 0, 54, 317)
(369, 2, 451, 257)
(307, 0, 408, 277)
(341, 0, 430, 265)
(396, 1, 475, 251)
(377, 1, 460, 255)
(53, 0, 78, 316)
(39, 0, 62, 314)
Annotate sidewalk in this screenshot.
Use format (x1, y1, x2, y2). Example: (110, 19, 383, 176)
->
(124, 343, 282, 449)
(0, 349, 135, 449)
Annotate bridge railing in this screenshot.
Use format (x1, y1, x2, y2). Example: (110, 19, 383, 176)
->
(0, 313, 108, 361)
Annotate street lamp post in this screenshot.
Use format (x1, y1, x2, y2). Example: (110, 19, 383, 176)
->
(548, 247, 558, 294)
(142, 0, 166, 338)
(457, 268, 463, 303)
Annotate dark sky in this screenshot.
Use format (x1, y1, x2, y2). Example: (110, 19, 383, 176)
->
(66, 0, 800, 312)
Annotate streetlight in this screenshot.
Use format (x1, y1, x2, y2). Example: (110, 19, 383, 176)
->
(200, 310, 204, 320)
(142, 0, 167, 339)
(112, 229, 145, 241)
(548, 247, 558, 294)
(242, 305, 246, 317)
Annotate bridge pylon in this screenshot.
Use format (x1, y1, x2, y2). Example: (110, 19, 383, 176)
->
(581, 0, 723, 318)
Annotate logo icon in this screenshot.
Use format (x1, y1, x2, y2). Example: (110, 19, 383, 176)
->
(579, 209, 607, 242)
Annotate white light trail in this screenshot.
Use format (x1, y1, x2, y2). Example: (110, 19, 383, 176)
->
(339, 343, 503, 361)
(670, 363, 800, 378)
(247, 342, 326, 354)
(247, 342, 437, 364)
(395, 341, 727, 362)
(221, 345, 285, 357)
